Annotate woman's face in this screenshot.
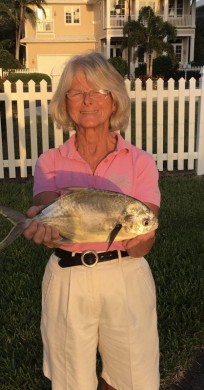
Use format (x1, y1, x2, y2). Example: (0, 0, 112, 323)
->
(66, 69, 116, 131)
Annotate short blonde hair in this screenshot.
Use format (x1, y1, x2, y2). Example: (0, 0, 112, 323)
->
(49, 52, 130, 132)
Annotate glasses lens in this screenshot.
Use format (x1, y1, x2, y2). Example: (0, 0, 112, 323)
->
(66, 89, 109, 101)
(66, 91, 82, 101)
(89, 90, 109, 100)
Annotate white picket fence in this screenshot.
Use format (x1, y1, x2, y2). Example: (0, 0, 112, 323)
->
(0, 71, 204, 179)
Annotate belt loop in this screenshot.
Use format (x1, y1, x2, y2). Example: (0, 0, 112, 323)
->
(118, 250, 123, 263)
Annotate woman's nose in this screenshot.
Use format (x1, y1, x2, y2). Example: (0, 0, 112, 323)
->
(83, 91, 93, 104)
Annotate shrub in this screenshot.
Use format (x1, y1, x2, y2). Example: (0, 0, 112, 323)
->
(108, 57, 128, 77)
(153, 55, 178, 80)
(171, 70, 201, 82)
(134, 63, 147, 78)
(6, 72, 51, 85)
(0, 49, 23, 69)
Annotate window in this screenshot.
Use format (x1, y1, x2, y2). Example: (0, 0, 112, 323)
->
(168, 0, 183, 17)
(65, 6, 80, 24)
(175, 45, 182, 62)
(177, 0, 183, 17)
(168, 0, 175, 16)
(172, 40, 182, 62)
(110, 47, 122, 58)
(37, 8, 53, 32)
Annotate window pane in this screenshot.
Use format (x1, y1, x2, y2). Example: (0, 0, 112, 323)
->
(65, 12, 72, 23)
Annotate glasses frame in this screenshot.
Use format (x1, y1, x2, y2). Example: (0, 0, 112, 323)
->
(65, 89, 110, 102)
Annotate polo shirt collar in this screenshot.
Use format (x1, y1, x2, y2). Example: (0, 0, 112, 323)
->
(59, 133, 130, 158)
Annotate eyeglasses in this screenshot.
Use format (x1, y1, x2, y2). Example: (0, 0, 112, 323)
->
(65, 89, 110, 102)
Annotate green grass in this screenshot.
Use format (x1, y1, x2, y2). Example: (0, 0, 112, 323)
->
(0, 176, 203, 389)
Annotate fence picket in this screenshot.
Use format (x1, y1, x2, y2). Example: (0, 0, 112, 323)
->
(167, 79, 175, 171)
(135, 79, 142, 149)
(28, 80, 39, 175)
(156, 78, 164, 170)
(146, 79, 153, 154)
(177, 78, 186, 170)
(195, 68, 204, 174)
(188, 78, 196, 170)
(4, 81, 16, 178)
(16, 80, 27, 177)
(124, 79, 131, 143)
(40, 80, 50, 153)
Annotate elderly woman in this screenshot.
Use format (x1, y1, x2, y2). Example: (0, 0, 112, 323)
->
(24, 52, 160, 390)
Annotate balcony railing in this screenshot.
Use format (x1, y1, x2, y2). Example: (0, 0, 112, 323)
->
(109, 14, 193, 28)
(37, 21, 53, 32)
(109, 15, 135, 28)
(167, 15, 193, 27)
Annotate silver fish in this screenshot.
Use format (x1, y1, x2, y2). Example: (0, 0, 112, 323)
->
(0, 187, 158, 251)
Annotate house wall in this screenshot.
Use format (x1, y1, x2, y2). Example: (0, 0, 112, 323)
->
(22, 0, 196, 75)
(24, 2, 96, 74)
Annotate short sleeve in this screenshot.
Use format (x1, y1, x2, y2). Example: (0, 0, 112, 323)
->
(33, 149, 59, 196)
(133, 151, 161, 207)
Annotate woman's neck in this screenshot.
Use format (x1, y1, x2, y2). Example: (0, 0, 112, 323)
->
(75, 129, 117, 172)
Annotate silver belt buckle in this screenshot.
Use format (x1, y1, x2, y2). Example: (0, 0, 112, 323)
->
(81, 250, 99, 268)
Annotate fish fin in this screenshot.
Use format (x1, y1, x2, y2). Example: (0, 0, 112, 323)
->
(0, 223, 26, 251)
(107, 223, 123, 250)
(0, 206, 27, 251)
(0, 206, 26, 224)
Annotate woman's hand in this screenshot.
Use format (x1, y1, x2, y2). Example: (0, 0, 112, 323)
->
(123, 201, 159, 257)
(23, 205, 61, 248)
(122, 230, 156, 258)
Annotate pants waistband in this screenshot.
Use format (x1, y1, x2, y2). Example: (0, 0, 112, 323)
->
(55, 248, 128, 268)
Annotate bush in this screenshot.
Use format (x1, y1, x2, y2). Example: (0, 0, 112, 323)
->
(108, 57, 128, 77)
(0, 49, 23, 69)
(171, 70, 201, 82)
(6, 72, 51, 85)
(153, 55, 178, 80)
(134, 63, 147, 77)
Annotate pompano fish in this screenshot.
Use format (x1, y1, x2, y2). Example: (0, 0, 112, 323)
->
(0, 187, 158, 251)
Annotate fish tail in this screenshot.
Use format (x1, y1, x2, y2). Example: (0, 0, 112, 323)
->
(0, 207, 27, 251)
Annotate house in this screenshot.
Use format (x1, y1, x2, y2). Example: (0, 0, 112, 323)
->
(21, 0, 196, 77)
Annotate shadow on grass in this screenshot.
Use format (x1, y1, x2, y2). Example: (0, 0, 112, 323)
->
(165, 348, 204, 390)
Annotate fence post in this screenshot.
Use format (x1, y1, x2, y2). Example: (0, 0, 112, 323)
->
(195, 67, 204, 175)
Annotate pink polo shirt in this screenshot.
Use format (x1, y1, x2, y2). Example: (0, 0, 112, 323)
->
(33, 133, 160, 252)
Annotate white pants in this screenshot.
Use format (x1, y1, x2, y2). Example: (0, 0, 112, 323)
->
(41, 252, 160, 390)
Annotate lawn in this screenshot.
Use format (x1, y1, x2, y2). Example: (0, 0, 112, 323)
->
(0, 175, 203, 390)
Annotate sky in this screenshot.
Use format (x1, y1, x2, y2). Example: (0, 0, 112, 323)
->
(196, 0, 204, 7)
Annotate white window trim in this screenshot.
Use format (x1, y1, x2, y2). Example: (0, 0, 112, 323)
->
(64, 6, 81, 25)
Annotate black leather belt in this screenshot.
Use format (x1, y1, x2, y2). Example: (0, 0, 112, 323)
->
(55, 248, 128, 268)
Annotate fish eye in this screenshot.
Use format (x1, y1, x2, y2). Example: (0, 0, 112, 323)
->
(143, 218, 150, 226)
